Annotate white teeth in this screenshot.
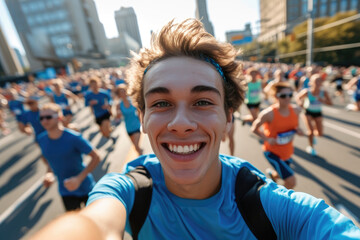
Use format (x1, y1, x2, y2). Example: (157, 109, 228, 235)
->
(184, 145, 189, 152)
(168, 144, 201, 154)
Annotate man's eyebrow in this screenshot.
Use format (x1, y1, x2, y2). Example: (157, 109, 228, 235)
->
(191, 85, 221, 96)
(145, 87, 170, 97)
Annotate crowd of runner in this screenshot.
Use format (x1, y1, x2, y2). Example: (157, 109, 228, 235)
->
(0, 62, 359, 200)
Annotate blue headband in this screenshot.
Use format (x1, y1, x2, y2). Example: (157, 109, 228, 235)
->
(143, 55, 227, 82)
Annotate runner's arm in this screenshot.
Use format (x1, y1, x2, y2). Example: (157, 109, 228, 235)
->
(251, 109, 273, 143)
(295, 89, 307, 107)
(64, 150, 100, 191)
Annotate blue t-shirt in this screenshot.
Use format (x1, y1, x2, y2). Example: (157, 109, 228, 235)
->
(37, 128, 96, 196)
(119, 99, 141, 134)
(85, 89, 112, 118)
(22, 110, 46, 137)
(87, 154, 360, 239)
(53, 92, 70, 109)
(8, 99, 25, 122)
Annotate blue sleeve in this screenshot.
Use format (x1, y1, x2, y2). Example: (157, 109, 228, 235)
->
(106, 91, 112, 105)
(73, 133, 93, 155)
(261, 182, 360, 239)
(84, 93, 90, 107)
(87, 173, 135, 216)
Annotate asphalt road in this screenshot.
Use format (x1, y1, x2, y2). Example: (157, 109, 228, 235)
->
(0, 88, 359, 239)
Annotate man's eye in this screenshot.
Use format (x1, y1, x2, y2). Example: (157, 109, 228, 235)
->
(195, 100, 212, 106)
(153, 101, 170, 108)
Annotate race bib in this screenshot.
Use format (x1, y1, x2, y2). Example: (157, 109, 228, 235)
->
(276, 130, 296, 145)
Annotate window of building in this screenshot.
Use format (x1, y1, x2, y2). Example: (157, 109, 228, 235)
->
(320, 0, 327, 16)
(350, 0, 358, 9)
(330, 1, 337, 15)
(340, 0, 348, 11)
(21, 4, 30, 14)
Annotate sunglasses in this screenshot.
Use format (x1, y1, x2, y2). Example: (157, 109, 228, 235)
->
(40, 114, 58, 121)
(276, 93, 293, 99)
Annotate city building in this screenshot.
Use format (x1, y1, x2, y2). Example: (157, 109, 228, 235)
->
(13, 48, 29, 70)
(5, 0, 109, 72)
(259, 0, 360, 42)
(107, 32, 140, 66)
(114, 6, 142, 47)
(226, 23, 253, 46)
(195, 0, 214, 36)
(0, 26, 24, 76)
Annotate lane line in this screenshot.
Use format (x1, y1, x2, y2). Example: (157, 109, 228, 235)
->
(0, 178, 43, 225)
(324, 121, 360, 139)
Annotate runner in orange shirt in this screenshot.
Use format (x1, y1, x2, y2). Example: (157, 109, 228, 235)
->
(251, 82, 304, 189)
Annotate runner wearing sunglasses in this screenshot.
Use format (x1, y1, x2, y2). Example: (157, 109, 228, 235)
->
(251, 82, 305, 189)
(37, 102, 100, 211)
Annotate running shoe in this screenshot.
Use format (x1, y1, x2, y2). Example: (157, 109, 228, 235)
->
(306, 146, 317, 156)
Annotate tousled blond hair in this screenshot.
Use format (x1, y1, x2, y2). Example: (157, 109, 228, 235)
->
(127, 18, 245, 113)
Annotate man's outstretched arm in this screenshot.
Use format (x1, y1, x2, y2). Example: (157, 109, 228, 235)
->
(30, 198, 127, 240)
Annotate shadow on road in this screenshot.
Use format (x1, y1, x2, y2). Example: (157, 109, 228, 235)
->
(0, 135, 30, 155)
(0, 154, 41, 198)
(293, 146, 360, 188)
(0, 143, 38, 176)
(323, 114, 360, 128)
(292, 161, 360, 219)
(0, 186, 52, 239)
(92, 151, 111, 182)
(322, 134, 360, 153)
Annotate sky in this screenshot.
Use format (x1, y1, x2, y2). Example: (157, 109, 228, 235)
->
(0, 0, 260, 54)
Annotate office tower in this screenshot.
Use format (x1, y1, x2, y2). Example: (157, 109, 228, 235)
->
(195, 0, 214, 36)
(0, 26, 24, 76)
(115, 6, 142, 47)
(259, 0, 360, 42)
(5, 0, 108, 71)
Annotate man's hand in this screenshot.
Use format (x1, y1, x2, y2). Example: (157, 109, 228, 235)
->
(102, 104, 110, 110)
(43, 172, 55, 188)
(64, 176, 81, 191)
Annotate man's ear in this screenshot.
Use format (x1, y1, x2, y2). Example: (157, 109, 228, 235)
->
(139, 110, 147, 134)
(225, 108, 234, 133)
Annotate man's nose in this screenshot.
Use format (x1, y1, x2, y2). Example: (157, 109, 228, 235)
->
(167, 104, 197, 134)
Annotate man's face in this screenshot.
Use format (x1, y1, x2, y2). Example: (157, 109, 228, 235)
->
(40, 109, 59, 131)
(141, 56, 232, 186)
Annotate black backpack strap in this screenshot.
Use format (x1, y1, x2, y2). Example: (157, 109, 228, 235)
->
(235, 167, 277, 240)
(125, 166, 153, 240)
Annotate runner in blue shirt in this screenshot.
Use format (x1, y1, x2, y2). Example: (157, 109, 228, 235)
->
(5, 88, 27, 133)
(85, 76, 115, 142)
(37, 102, 100, 211)
(51, 79, 78, 128)
(31, 19, 360, 240)
(115, 84, 142, 155)
(22, 97, 46, 139)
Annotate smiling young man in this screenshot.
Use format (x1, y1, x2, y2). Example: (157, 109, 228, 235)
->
(31, 19, 360, 240)
(37, 103, 100, 211)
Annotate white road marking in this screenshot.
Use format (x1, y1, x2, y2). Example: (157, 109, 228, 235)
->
(324, 121, 360, 139)
(0, 178, 43, 225)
